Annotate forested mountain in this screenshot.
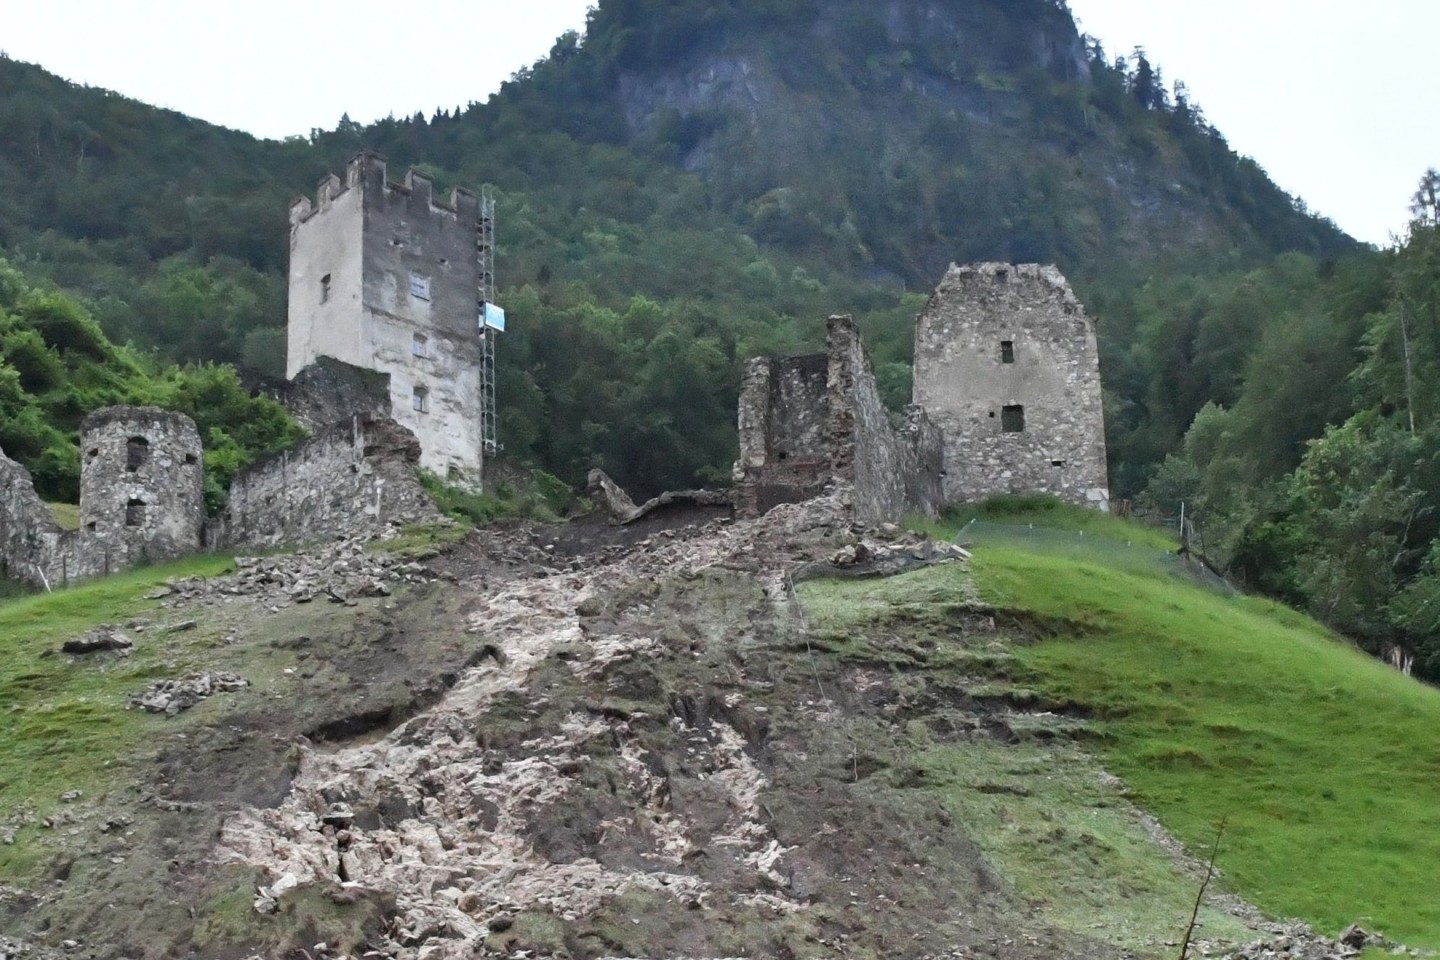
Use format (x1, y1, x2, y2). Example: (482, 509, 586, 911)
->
(9, 0, 1440, 672)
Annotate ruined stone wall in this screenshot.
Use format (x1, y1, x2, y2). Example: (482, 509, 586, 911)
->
(213, 417, 442, 551)
(0, 448, 65, 588)
(825, 316, 944, 523)
(287, 152, 485, 483)
(734, 354, 832, 516)
(913, 263, 1110, 509)
(278, 356, 392, 433)
(735, 316, 943, 523)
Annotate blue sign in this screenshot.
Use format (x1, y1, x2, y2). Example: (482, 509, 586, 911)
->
(482, 302, 506, 332)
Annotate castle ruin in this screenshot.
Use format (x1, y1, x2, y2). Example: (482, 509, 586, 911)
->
(741, 263, 1109, 520)
(735, 315, 944, 523)
(915, 263, 1109, 509)
(287, 152, 489, 484)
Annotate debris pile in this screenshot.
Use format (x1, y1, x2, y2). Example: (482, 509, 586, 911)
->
(148, 537, 444, 609)
(130, 672, 249, 716)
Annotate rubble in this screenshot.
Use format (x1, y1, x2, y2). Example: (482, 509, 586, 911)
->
(158, 536, 441, 611)
(130, 672, 249, 716)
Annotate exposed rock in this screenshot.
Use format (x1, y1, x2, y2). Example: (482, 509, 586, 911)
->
(59, 628, 133, 656)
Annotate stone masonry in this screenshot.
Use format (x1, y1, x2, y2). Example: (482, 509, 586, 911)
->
(1, 408, 441, 591)
(287, 151, 485, 483)
(736, 315, 944, 523)
(79, 406, 206, 569)
(0, 407, 205, 590)
(913, 263, 1110, 509)
(209, 416, 441, 551)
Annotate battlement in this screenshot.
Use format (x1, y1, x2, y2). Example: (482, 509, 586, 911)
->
(924, 262, 1084, 318)
(289, 151, 479, 229)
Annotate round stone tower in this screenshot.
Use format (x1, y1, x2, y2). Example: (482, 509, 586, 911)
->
(79, 406, 205, 566)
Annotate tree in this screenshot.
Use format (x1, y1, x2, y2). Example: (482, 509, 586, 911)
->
(1411, 168, 1440, 226)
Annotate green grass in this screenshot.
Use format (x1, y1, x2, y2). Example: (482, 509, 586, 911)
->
(838, 501, 1440, 946)
(974, 545, 1440, 944)
(0, 553, 234, 865)
(913, 494, 1178, 552)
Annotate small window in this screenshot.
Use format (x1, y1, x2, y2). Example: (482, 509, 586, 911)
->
(184, 453, 198, 466)
(409, 273, 430, 300)
(1001, 340, 1015, 364)
(87, 447, 99, 459)
(125, 499, 146, 527)
(126, 437, 150, 472)
(320, 274, 332, 304)
(412, 386, 429, 413)
(1002, 405, 1026, 433)
(1051, 460, 1067, 468)
(86, 521, 97, 533)
(412, 333, 429, 358)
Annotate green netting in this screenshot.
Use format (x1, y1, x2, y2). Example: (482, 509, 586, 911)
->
(953, 520, 1238, 596)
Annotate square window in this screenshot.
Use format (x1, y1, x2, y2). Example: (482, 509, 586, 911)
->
(409, 273, 430, 300)
(1001, 340, 1015, 364)
(412, 333, 429, 358)
(1002, 405, 1026, 433)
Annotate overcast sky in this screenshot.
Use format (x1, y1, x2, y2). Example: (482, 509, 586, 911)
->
(2, 1, 1435, 246)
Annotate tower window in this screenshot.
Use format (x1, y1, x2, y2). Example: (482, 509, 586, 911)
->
(412, 333, 429, 358)
(412, 386, 429, 413)
(320, 274, 332, 303)
(125, 499, 146, 527)
(1002, 405, 1026, 433)
(1001, 340, 1015, 364)
(126, 437, 150, 472)
(409, 273, 430, 300)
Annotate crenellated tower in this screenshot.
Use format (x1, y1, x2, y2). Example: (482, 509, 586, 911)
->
(286, 151, 491, 483)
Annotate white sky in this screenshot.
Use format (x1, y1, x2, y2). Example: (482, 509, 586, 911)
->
(1, 0, 1434, 246)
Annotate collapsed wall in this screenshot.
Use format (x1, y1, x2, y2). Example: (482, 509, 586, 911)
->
(736, 315, 943, 524)
(210, 416, 442, 551)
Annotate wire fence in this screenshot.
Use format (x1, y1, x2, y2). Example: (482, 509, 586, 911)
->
(953, 519, 1239, 596)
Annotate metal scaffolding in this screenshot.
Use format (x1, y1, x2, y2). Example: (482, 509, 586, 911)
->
(477, 187, 498, 461)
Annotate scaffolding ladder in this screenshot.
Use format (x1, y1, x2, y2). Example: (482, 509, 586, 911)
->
(477, 187, 498, 463)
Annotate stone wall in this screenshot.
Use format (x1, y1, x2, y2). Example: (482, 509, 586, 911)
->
(270, 356, 392, 434)
(826, 316, 945, 523)
(211, 416, 441, 551)
(913, 262, 1110, 509)
(734, 353, 833, 516)
(736, 316, 943, 524)
(0, 448, 65, 589)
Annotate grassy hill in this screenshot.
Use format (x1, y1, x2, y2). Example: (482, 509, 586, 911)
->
(800, 501, 1440, 947)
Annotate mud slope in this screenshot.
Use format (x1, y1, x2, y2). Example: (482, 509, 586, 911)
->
(5, 501, 1327, 959)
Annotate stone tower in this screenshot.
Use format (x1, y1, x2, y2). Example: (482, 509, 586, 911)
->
(913, 263, 1110, 509)
(287, 151, 484, 483)
(79, 406, 205, 568)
